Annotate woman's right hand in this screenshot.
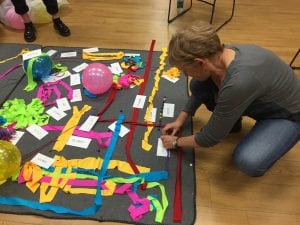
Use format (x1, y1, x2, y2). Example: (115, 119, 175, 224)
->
(162, 120, 182, 136)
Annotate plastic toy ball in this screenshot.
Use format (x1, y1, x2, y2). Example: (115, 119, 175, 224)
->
(82, 63, 113, 95)
(0, 140, 21, 185)
(23, 54, 53, 80)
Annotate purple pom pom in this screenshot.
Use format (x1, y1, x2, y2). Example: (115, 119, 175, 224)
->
(0, 127, 15, 141)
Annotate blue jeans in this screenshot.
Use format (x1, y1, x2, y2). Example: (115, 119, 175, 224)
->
(233, 119, 300, 176)
(190, 78, 300, 176)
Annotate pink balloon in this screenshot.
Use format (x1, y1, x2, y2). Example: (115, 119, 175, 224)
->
(4, 8, 24, 30)
(82, 63, 113, 95)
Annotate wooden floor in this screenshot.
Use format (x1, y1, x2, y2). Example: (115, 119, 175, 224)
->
(1, 0, 300, 225)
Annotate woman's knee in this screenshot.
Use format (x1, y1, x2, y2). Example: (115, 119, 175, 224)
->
(233, 151, 267, 177)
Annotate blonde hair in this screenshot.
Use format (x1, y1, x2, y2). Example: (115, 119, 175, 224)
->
(168, 21, 223, 67)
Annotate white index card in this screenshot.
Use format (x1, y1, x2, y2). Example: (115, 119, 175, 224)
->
(46, 49, 57, 57)
(157, 138, 169, 157)
(83, 47, 99, 53)
(133, 95, 146, 109)
(150, 108, 157, 122)
(71, 89, 82, 102)
(108, 122, 130, 137)
(26, 124, 48, 140)
(70, 73, 81, 86)
(61, 52, 77, 58)
(31, 153, 55, 169)
(162, 75, 179, 83)
(79, 116, 99, 132)
(56, 97, 71, 111)
(109, 62, 123, 74)
(163, 103, 175, 118)
(72, 63, 88, 73)
(22, 49, 42, 61)
(42, 71, 71, 83)
(11, 131, 25, 145)
(46, 106, 67, 121)
(66, 136, 92, 149)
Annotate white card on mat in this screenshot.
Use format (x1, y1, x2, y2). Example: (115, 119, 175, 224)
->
(83, 47, 99, 53)
(157, 138, 169, 157)
(162, 75, 179, 83)
(79, 115, 99, 132)
(109, 62, 123, 74)
(150, 108, 157, 122)
(22, 49, 42, 61)
(56, 97, 71, 111)
(46, 106, 67, 121)
(163, 103, 175, 118)
(42, 71, 71, 83)
(46, 49, 57, 57)
(108, 122, 130, 137)
(70, 73, 81, 86)
(67, 136, 92, 149)
(31, 153, 55, 169)
(26, 124, 48, 140)
(133, 95, 146, 109)
(72, 63, 88, 73)
(61, 52, 77, 58)
(71, 89, 82, 102)
(10, 131, 25, 145)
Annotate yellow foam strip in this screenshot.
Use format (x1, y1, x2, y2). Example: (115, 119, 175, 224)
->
(39, 167, 62, 203)
(82, 51, 124, 61)
(0, 48, 29, 64)
(23, 162, 43, 193)
(20, 155, 150, 203)
(62, 172, 77, 193)
(53, 105, 91, 152)
(68, 188, 97, 195)
(40, 183, 59, 203)
(53, 156, 150, 174)
(142, 48, 168, 151)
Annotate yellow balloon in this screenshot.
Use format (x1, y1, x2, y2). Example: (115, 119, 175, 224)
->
(0, 140, 21, 184)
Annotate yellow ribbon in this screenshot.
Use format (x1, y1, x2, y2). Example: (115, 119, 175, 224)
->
(52, 105, 91, 152)
(142, 48, 168, 151)
(0, 48, 29, 64)
(82, 51, 124, 61)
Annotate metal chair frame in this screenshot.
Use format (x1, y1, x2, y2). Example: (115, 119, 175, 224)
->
(290, 49, 300, 70)
(167, 0, 236, 31)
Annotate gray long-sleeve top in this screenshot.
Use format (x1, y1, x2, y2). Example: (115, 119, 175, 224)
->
(183, 45, 300, 147)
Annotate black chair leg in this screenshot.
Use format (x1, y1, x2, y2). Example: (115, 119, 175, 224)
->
(168, 0, 193, 23)
(168, 0, 236, 32)
(290, 49, 300, 70)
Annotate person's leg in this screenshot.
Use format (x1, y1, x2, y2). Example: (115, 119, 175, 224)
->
(11, 0, 36, 42)
(11, 0, 29, 15)
(233, 119, 300, 176)
(42, 0, 70, 36)
(190, 78, 242, 132)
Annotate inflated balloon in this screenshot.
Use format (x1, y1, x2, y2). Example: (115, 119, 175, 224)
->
(82, 63, 113, 95)
(0, 140, 21, 185)
(3, 7, 24, 30)
(23, 53, 53, 80)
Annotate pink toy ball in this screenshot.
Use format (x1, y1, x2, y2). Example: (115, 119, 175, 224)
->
(4, 7, 24, 30)
(82, 63, 113, 95)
